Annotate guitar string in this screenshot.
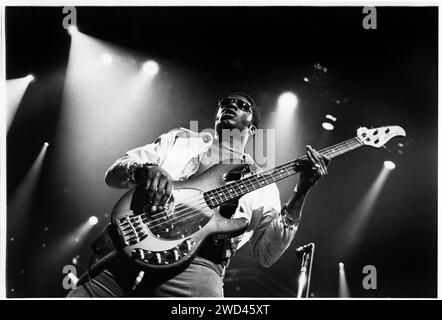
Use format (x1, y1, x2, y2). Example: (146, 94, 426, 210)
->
(124, 166, 296, 235)
(121, 138, 363, 233)
(141, 137, 362, 222)
(136, 142, 357, 231)
(131, 155, 315, 228)
(123, 138, 363, 232)
(123, 141, 363, 238)
(131, 153, 336, 233)
(125, 138, 362, 231)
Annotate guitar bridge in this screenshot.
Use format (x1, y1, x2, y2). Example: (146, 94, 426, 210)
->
(116, 215, 148, 246)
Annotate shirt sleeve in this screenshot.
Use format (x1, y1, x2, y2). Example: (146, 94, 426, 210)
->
(104, 129, 181, 188)
(233, 183, 298, 268)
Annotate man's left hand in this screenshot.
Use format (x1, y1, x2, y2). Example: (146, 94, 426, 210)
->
(296, 145, 330, 193)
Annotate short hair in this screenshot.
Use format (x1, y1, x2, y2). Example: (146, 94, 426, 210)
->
(226, 92, 261, 129)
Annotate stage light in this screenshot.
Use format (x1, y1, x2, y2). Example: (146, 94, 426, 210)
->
(338, 262, 350, 297)
(322, 122, 334, 131)
(101, 53, 113, 66)
(321, 114, 337, 131)
(68, 25, 78, 35)
(278, 92, 298, 110)
(26, 74, 35, 82)
(67, 272, 79, 286)
(384, 161, 396, 170)
(303, 77, 309, 83)
(339, 262, 345, 272)
(142, 60, 159, 76)
(88, 216, 98, 225)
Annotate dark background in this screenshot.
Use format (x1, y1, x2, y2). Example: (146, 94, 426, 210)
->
(5, 6, 438, 297)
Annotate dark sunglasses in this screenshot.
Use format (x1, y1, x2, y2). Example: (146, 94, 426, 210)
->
(218, 98, 253, 113)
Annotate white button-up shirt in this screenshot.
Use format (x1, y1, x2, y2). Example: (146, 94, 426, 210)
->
(105, 128, 297, 267)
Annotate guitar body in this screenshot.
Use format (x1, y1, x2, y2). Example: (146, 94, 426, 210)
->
(111, 163, 249, 270)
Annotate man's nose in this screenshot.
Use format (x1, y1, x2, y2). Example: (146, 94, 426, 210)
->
(227, 103, 239, 111)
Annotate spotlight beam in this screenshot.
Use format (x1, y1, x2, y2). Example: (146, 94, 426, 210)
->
(7, 143, 49, 257)
(68, 25, 78, 35)
(6, 75, 34, 130)
(38, 218, 97, 281)
(342, 165, 392, 254)
(266, 91, 305, 175)
(338, 262, 351, 297)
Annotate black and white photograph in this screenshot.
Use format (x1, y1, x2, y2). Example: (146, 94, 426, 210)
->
(2, 3, 438, 301)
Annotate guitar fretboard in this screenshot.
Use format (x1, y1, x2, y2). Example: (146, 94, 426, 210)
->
(204, 137, 363, 207)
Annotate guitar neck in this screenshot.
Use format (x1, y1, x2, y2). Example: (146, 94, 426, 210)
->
(204, 136, 363, 207)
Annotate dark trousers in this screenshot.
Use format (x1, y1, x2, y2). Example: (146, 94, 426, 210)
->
(67, 254, 225, 297)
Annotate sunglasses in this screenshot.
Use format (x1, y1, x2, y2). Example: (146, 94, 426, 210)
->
(218, 98, 253, 113)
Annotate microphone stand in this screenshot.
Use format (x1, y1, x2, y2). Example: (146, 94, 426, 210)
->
(296, 243, 315, 298)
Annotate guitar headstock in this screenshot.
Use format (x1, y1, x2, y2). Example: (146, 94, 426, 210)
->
(357, 126, 406, 148)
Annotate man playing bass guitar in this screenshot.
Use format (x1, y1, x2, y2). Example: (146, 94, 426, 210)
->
(67, 92, 329, 297)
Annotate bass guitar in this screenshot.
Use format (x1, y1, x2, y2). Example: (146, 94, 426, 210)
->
(110, 125, 405, 270)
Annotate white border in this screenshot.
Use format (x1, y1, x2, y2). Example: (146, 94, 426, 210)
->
(0, 1, 440, 300)
(1, 4, 6, 300)
(437, 4, 441, 301)
(0, 0, 440, 6)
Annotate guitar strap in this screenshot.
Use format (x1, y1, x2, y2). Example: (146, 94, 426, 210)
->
(91, 223, 120, 257)
(74, 224, 120, 286)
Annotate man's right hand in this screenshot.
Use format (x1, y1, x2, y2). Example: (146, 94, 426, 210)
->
(143, 166, 173, 212)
